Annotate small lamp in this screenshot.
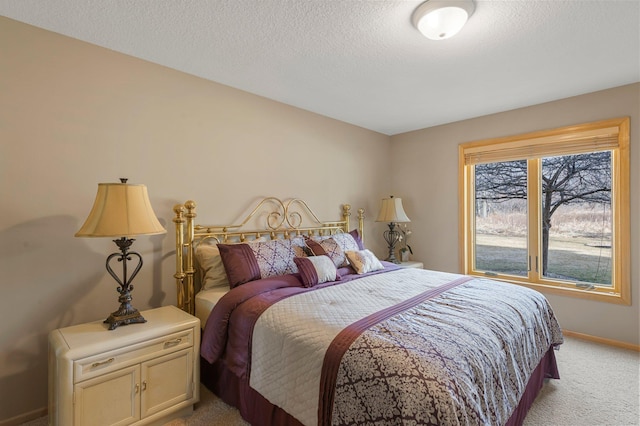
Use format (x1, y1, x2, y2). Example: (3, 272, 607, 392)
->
(412, 0, 475, 40)
(75, 178, 166, 330)
(376, 196, 411, 263)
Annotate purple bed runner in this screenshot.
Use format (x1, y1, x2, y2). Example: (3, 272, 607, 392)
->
(318, 276, 473, 425)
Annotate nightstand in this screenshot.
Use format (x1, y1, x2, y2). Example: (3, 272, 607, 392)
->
(48, 305, 200, 426)
(398, 261, 424, 269)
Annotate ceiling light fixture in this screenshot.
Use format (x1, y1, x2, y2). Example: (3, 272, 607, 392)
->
(412, 0, 475, 40)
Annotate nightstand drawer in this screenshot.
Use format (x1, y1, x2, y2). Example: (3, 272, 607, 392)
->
(74, 328, 193, 383)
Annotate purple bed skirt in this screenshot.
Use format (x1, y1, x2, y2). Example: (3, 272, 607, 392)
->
(200, 345, 559, 426)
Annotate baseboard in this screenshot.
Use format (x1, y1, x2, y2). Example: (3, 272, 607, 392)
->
(563, 329, 640, 351)
(0, 407, 47, 426)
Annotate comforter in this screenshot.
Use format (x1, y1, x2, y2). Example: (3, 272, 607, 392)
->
(201, 266, 563, 426)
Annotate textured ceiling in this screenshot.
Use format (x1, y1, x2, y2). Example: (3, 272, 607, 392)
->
(1, 0, 639, 135)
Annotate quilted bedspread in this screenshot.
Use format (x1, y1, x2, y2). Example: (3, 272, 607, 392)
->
(202, 267, 563, 426)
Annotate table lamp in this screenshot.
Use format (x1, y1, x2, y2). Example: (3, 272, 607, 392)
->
(376, 196, 411, 263)
(75, 179, 166, 330)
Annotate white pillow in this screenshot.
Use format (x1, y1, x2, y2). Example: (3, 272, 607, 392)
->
(293, 255, 340, 287)
(345, 249, 384, 274)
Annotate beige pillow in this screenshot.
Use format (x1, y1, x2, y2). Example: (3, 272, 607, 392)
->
(345, 249, 384, 274)
(194, 244, 228, 290)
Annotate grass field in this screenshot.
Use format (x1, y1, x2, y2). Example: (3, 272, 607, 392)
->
(475, 233, 612, 285)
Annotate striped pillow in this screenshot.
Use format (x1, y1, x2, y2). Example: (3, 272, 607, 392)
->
(218, 236, 306, 288)
(293, 255, 340, 287)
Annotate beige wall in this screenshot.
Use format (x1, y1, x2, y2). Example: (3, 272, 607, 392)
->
(391, 83, 639, 346)
(0, 17, 390, 421)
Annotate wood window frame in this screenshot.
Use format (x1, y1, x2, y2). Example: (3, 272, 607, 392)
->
(458, 117, 630, 305)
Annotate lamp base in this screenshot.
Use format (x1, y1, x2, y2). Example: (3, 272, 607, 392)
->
(386, 254, 401, 264)
(383, 222, 402, 264)
(104, 237, 147, 330)
(105, 304, 146, 330)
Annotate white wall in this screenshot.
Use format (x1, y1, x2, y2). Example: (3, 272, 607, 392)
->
(391, 83, 640, 346)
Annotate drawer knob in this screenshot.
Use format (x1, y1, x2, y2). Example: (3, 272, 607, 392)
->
(91, 357, 115, 368)
(164, 338, 182, 348)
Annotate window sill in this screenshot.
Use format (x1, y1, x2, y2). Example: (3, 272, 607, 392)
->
(468, 273, 630, 305)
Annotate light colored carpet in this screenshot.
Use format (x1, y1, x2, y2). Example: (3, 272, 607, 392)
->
(23, 336, 639, 426)
(522, 336, 639, 426)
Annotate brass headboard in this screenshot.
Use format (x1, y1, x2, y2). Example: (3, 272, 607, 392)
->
(173, 197, 365, 315)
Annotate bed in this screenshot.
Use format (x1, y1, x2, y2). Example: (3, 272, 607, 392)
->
(173, 197, 563, 426)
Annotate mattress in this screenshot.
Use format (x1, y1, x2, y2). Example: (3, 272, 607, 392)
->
(194, 287, 229, 327)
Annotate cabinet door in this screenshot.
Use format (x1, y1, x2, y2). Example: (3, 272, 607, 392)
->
(74, 365, 140, 426)
(140, 348, 193, 418)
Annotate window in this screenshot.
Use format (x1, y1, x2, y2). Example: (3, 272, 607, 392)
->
(459, 118, 630, 304)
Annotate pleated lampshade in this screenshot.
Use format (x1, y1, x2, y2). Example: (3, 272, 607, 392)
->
(76, 182, 166, 238)
(376, 197, 411, 223)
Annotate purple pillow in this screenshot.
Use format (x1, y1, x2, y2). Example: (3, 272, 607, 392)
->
(217, 243, 261, 288)
(218, 237, 306, 288)
(307, 232, 360, 267)
(293, 256, 340, 287)
(305, 237, 346, 267)
(349, 228, 365, 250)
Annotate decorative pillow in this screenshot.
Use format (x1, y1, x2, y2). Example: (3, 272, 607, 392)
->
(217, 243, 261, 288)
(306, 232, 361, 267)
(305, 237, 347, 268)
(345, 249, 384, 274)
(251, 236, 306, 277)
(194, 244, 229, 290)
(349, 229, 365, 250)
(293, 256, 340, 287)
(218, 236, 306, 288)
(195, 237, 266, 290)
(312, 232, 361, 252)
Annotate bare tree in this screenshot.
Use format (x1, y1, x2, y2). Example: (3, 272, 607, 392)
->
(475, 152, 611, 274)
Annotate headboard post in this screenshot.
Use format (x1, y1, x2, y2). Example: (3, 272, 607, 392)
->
(358, 207, 365, 245)
(184, 200, 197, 315)
(172, 204, 186, 312)
(341, 204, 365, 245)
(342, 204, 351, 233)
